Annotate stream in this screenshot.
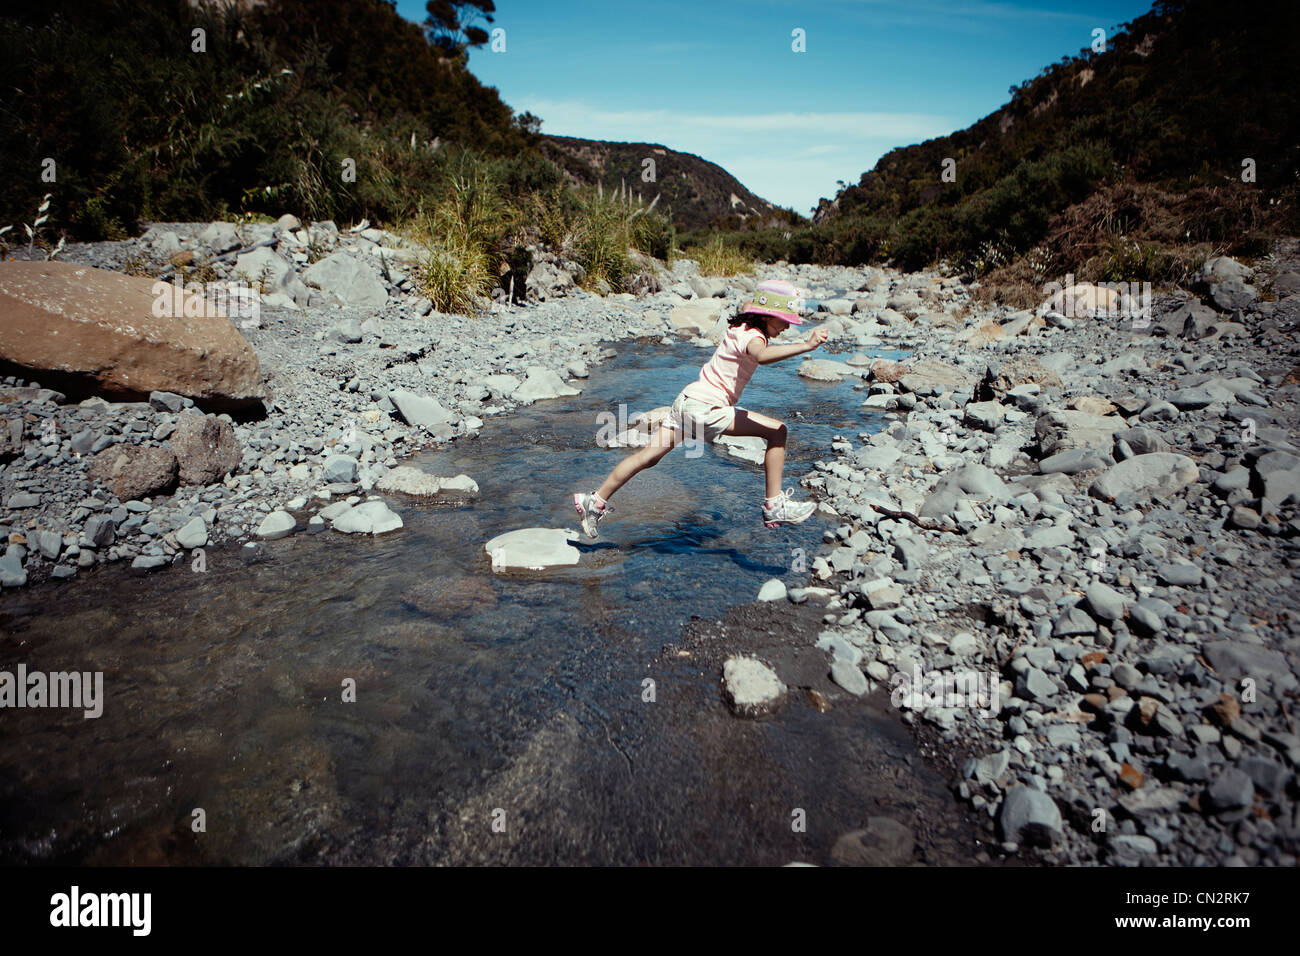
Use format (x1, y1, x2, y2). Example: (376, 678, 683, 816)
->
(0, 337, 992, 865)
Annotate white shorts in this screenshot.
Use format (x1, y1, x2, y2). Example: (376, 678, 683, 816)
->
(664, 390, 738, 444)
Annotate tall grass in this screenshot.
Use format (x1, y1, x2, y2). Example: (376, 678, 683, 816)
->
(687, 234, 755, 276)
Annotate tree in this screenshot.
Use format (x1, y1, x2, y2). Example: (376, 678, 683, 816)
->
(424, 0, 495, 57)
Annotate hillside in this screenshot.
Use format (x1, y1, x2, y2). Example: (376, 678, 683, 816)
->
(541, 135, 788, 232)
(800, 0, 1300, 277)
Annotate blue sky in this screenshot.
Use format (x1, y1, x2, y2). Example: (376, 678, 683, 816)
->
(393, 0, 1155, 215)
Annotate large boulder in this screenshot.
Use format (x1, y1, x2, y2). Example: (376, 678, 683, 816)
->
(1035, 409, 1123, 458)
(898, 359, 977, 397)
(302, 251, 388, 308)
(87, 445, 178, 499)
(1089, 453, 1199, 503)
(170, 412, 242, 485)
(0, 261, 265, 410)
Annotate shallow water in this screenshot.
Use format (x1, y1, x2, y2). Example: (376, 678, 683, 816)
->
(0, 338, 989, 865)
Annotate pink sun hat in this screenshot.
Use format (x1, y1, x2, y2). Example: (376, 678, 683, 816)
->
(741, 278, 805, 325)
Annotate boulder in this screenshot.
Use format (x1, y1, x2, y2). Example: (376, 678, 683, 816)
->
(1035, 409, 1124, 458)
(86, 445, 177, 499)
(0, 261, 265, 410)
(302, 251, 388, 308)
(1209, 278, 1257, 312)
(484, 528, 581, 569)
(898, 359, 976, 397)
(1089, 453, 1199, 503)
(170, 412, 242, 485)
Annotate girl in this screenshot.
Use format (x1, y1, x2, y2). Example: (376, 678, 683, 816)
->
(573, 278, 829, 538)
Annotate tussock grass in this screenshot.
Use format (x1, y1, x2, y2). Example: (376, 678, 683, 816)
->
(688, 234, 755, 276)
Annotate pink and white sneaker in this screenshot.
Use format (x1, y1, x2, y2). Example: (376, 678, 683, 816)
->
(573, 492, 612, 539)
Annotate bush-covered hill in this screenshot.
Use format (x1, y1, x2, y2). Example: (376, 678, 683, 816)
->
(728, 0, 1300, 279)
(0, 0, 781, 244)
(541, 135, 793, 232)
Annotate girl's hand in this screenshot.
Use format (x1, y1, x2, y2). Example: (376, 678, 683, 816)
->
(805, 328, 829, 349)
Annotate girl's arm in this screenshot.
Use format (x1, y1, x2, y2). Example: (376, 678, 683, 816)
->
(750, 328, 829, 365)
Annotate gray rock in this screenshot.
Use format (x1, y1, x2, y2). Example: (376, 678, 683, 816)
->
(1157, 562, 1202, 587)
(830, 659, 869, 696)
(302, 250, 389, 308)
(1089, 453, 1199, 503)
(1203, 769, 1255, 813)
(256, 511, 296, 540)
(1053, 606, 1098, 637)
(964, 401, 1005, 431)
(1085, 581, 1127, 622)
(1016, 667, 1057, 702)
(148, 391, 187, 413)
(1209, 278, 1257, 312)
(1203, 641, 1299, 694)
(1024, 525, 1073, 550)
(757, 578, 788, 602)
(389, 390, 453, 430)
(0, 552, 26, 587)
(175, 516, 208, 549)
(999, 785, 1064, 847)
(331, 319, 363, 344)
(1040, 448, 1107, 475)
(323, 454, 359, 483)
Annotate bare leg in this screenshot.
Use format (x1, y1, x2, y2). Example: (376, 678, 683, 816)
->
(595, 423, 681, 501)
(724, 409, 787, 499)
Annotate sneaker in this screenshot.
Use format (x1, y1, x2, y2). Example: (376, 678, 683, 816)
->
(762, 488, 816, 528)
(573, 492, 612, 538)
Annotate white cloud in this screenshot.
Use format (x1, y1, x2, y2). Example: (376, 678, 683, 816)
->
(517, 97, 956, 213)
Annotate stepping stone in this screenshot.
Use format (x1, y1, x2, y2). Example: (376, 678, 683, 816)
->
(485, 528, 581, 570)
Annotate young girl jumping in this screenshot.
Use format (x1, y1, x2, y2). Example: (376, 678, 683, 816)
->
(573, 278, 828, 538)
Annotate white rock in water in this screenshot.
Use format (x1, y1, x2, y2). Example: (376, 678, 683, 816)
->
(798, 359, 857, 381)
(512, 366, 581, 405)
(331, 500, 402, 535)
(484, 528, 581, 569)
(722, 655, 787, 717)
(257, 511, 296, 540)
(714, 433, 765, 463)
(438, 474, 479, 494)
(757, 578, 788, 601)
